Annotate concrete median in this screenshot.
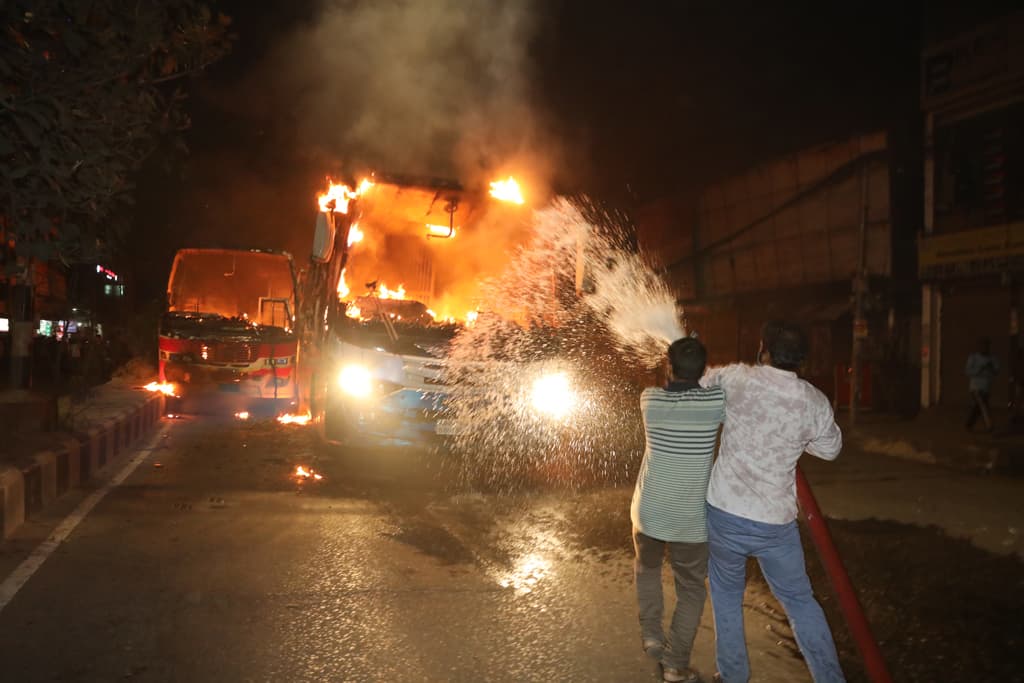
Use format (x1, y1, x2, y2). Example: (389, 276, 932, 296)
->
(0, 393, 164, 541)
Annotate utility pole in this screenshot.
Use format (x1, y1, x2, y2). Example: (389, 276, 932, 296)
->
(850, 161, 869, 425)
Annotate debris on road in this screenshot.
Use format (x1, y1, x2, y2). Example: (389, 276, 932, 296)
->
(294, 465, 323, 481)
(277, 412, 312, 426)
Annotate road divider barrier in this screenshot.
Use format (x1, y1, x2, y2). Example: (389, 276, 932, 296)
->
(0, 394, 165, 541)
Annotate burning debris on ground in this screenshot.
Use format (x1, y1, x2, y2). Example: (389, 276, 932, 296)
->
(277, 412, 312, 426)
(293, 465, 324, 481)
(144, 381, 178, 397)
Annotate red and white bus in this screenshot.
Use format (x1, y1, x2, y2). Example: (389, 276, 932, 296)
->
(159, 249, 298, 411)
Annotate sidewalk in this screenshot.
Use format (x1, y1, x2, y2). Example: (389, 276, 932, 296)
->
(837, 404, 1024, 474)
(0, 378, 164, 539)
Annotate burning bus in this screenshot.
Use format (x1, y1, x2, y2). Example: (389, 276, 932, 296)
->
(158, 248, 299, 411)
(302, 174, 540, 446)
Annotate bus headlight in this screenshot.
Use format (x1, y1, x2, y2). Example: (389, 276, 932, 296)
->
(338, 364, 373, 398)
(530, 371, 576, 420)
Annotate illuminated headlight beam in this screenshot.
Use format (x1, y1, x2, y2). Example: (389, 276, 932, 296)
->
(530, 372, 576, 420)
(338, 364, 373, 398)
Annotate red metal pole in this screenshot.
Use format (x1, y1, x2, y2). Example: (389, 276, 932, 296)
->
(796, 466, 893, 683)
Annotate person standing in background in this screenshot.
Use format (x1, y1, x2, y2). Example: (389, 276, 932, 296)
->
(966, 337, 999, 432)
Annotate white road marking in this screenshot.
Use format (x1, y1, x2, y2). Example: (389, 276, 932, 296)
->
(0, 421, 172, 613)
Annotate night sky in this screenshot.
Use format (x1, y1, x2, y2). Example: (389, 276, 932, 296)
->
(126, 0, 968, 304)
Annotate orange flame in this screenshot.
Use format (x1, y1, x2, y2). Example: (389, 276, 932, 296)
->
(234, 411, 250, 420)
(337, 268, 350, 300)
(144, 381, 177, 397)
(346, 304, 361, 319)
(489, 176, 524, 205)
(348, 222, 364, 247)
(277, 412, 312, 426)
(377, 282, 406, 300)
(317, 178, 374, 214)
(465, 310, 479, 327)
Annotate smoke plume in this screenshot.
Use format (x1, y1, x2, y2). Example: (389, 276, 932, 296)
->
(249, 0, 550, 184)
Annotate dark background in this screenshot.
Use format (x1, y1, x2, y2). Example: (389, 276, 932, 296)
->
(124, 0, 1015, 306)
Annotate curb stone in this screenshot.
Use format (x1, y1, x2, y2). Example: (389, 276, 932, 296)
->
(0, 466, 24, 539)
(0, 394, 164, 541)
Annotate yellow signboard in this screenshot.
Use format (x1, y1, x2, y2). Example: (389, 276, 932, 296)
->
(919, 221, 1024, 278)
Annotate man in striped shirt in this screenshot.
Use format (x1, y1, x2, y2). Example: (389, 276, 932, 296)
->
(631, 337, 726, 683)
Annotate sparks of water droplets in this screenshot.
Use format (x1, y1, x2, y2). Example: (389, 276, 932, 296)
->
(442, 198, 683, 492)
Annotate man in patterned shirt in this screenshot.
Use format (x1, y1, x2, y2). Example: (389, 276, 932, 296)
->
(701, 321, 845, 683)
(631, 336, 726, 683)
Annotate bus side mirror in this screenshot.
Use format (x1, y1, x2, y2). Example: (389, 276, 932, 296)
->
(311, 213, 335, 263)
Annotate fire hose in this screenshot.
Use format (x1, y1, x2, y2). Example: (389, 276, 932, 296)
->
(796, 466, 893, 683)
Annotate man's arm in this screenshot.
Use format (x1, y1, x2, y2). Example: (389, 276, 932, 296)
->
(806, 400, 842, 461)
(700, 363, 745, 390)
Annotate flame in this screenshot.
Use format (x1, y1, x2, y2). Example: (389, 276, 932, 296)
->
(489, 176, 524, 205)
(348, 222, 364, 247)
(144, 381, 177, 397)
(234, 411, 250, 420)
(425, 308, 479, 326)
(317, 178, 374, 214)
(337, 268, 350, 300)
(277, 411, 312, 426)
(294, 465, 324, 481)
(426, 223, 456, 238)
(377, 282, 406, 300)
(346, 304, 361, 319)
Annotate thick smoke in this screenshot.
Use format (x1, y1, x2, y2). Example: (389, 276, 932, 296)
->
(256, 0, 550, 184)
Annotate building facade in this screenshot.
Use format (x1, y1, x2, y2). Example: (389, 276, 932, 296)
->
(636, 132, 919, 412)
(918, 12, 1024, 411)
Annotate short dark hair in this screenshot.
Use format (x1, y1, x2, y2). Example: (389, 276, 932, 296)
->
(761, 321, 807, 371)
(668, 337, 707, 380)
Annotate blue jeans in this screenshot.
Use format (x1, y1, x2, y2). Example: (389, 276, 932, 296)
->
(707, 504, 845, 683)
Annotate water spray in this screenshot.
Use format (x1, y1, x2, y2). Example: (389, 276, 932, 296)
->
(444, 199, 684, 491)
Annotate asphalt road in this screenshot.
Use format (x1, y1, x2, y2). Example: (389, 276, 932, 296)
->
(1, 415, 812, 683)
(2, 411, 1022, 682)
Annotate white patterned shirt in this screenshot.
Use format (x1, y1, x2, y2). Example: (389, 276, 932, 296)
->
(701, 364, 842, 524)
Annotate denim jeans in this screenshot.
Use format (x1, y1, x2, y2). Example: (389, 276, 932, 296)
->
(706, 504, 845, 683)
(633, 529, 708, 670)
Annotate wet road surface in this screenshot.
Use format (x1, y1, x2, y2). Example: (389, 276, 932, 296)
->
(0, 415, 813, 682)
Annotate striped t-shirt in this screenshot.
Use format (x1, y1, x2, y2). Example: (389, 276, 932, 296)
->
(631, 383, 726, 543)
